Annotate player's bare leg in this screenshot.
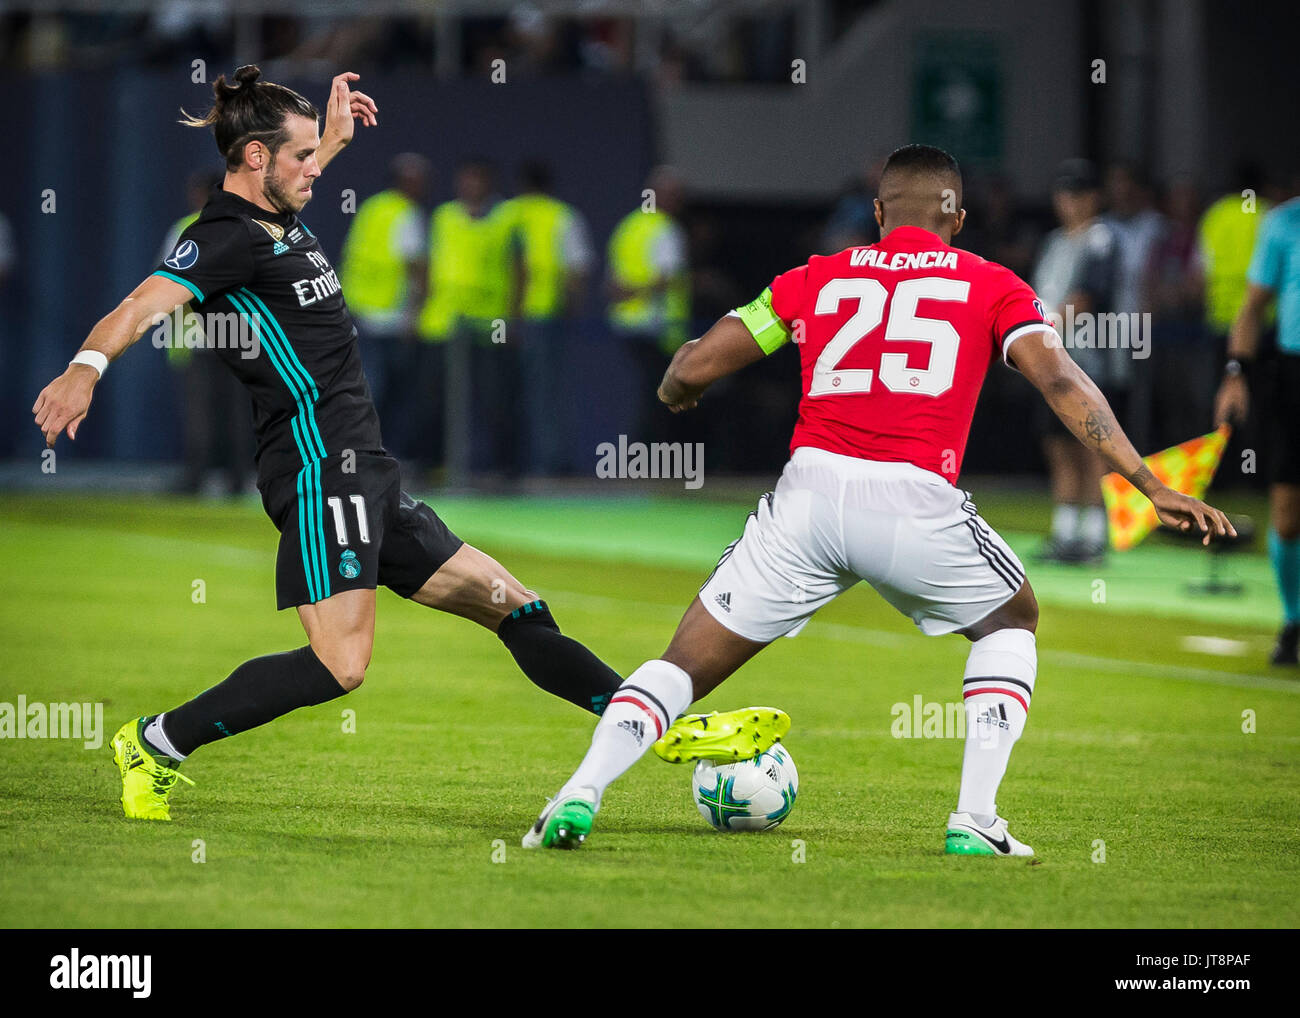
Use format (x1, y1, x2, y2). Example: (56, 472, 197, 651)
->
(1268, 483, 1300, 665)
(297, 587, 377, 690)
(411, 543, 626, 715)
(661, 596, 769, 699)
(410, 543, 536, 628)
(523, 596, 782, 849)
(947, 580, 1039, 856)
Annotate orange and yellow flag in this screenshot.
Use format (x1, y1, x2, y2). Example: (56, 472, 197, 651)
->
(1100, 425, 1231, 551)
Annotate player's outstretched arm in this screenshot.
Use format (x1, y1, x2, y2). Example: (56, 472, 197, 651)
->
(32, 275, 195, 448)
(316, 72, 378, 172)
(1010, 328, 1236, 545)
(657, 314, 766, 412)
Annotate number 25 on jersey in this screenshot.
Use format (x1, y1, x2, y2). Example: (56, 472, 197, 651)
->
(809, 276, 970, 398)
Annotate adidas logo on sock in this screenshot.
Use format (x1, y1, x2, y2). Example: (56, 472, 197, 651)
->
(714, 591, 732, 613)
(976, 703, 1010, 731)
(617, 718, 646, 745)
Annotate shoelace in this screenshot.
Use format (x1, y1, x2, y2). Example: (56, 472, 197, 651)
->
(148, 762, 195, 795)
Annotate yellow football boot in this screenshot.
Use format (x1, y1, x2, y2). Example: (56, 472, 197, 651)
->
(652, 707, 790, 763)
(111, 717, 194, 821)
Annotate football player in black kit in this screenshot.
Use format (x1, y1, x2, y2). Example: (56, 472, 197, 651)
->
(33, 67, 631, 820)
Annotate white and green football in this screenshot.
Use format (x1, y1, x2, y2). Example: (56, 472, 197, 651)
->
(692, 743, 798, 832)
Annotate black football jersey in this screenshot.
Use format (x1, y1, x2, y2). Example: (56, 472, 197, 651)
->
(153, 188, 384, 484)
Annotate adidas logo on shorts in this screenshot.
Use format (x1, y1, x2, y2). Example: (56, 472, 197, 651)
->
(617, 718, 646, 745)
(714, 591, 732, 613)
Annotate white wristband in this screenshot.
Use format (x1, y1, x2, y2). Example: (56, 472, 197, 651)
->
(70, 350, 109, 378)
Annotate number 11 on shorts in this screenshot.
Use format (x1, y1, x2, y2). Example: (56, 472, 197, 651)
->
(326, 495, 370, 546)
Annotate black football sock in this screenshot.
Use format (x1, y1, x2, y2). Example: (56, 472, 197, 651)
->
(497, 600, 623, 715)
(159, 646, 347, 756)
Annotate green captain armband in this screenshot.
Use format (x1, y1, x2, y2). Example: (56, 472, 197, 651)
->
(736, 287, 792, 355)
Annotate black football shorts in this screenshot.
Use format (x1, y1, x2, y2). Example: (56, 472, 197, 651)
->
(259, 452, 463, 609)
(1269, 353, 1300, 486)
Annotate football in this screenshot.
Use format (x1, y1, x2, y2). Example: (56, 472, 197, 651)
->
(692, 744, 798, 832)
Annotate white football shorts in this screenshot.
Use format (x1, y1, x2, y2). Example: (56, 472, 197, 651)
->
(698, 446, 1026, 643)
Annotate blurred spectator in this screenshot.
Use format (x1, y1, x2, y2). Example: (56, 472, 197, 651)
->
(1144, 174, 1212, 447)
(505, 6, 566, 76)
(820, 153, 886, 253)
(577, 17, 634, 75)
(338, 153, 430, 462)
(606, 166, 690, 442)
(956, 174, 1040, 281)
(159, 170, 253, 496)
(1103, 162, 1164, 453)
(417, 158, 517, 481)
(500, 160, 594, 475)
(1031, 159, 1121, 563)
(1198, 161, 1273, 358)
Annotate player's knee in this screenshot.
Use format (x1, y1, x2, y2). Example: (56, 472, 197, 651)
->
(1012, 584, 1040, 633)
(965, 582, 1038, 640)
(315, 644, 371, 692)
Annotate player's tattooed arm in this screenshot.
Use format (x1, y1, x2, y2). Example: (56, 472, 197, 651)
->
(317, 72, 378, 171)
(1126, 463, 1159, 497)
(1009, 329, 1234, 543)
(1081, 405, 1114, 448)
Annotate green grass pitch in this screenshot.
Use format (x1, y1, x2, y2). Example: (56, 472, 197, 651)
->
(0, 490, 1296, 928)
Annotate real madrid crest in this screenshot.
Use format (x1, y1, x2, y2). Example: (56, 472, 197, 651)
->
(339, 549, 361, 580)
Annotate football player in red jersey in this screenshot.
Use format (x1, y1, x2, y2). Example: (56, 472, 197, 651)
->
(524, 145, 1234, 855)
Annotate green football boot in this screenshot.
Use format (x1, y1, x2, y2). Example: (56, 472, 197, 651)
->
(652, 707, 790, 764)
(522, 789, 597, 850)
(111, 717, 194, 821)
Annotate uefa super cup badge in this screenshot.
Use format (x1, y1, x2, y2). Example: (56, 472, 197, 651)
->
(339, 549, 361, 580)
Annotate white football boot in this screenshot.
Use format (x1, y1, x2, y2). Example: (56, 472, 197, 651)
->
(945, 811, 1034, 856)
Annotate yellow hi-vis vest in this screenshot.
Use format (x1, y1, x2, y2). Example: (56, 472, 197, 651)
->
(607, 209, 689, 352)
(418, 200, 514, 342)
(1199, 193, 1273, 332)
(339, 189, 417, 317)
(501, 194, 571, 321)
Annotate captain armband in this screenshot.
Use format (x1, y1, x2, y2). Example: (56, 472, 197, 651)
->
(735, 287, 793, 355)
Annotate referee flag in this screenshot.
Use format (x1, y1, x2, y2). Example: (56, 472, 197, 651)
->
(1101, 425, 1232, 550)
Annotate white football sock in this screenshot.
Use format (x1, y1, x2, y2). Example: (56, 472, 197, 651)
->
(1080, 505, 1108, 548)
(957, 628, 1036, 817)
(559, 660, 694, 807)
(143, 713, 186, 762)
(1050, 504, 1079, 542)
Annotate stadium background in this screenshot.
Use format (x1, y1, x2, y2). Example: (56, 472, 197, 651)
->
(2, 0, 1298, 933)
(0, 0, 1295, 482)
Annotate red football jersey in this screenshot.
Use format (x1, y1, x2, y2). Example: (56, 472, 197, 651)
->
(748, 226, 1052, 483)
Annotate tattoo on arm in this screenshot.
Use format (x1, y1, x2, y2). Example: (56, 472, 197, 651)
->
(1128, 463, 1157, 494)
(1082, 406, 1114, 447)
